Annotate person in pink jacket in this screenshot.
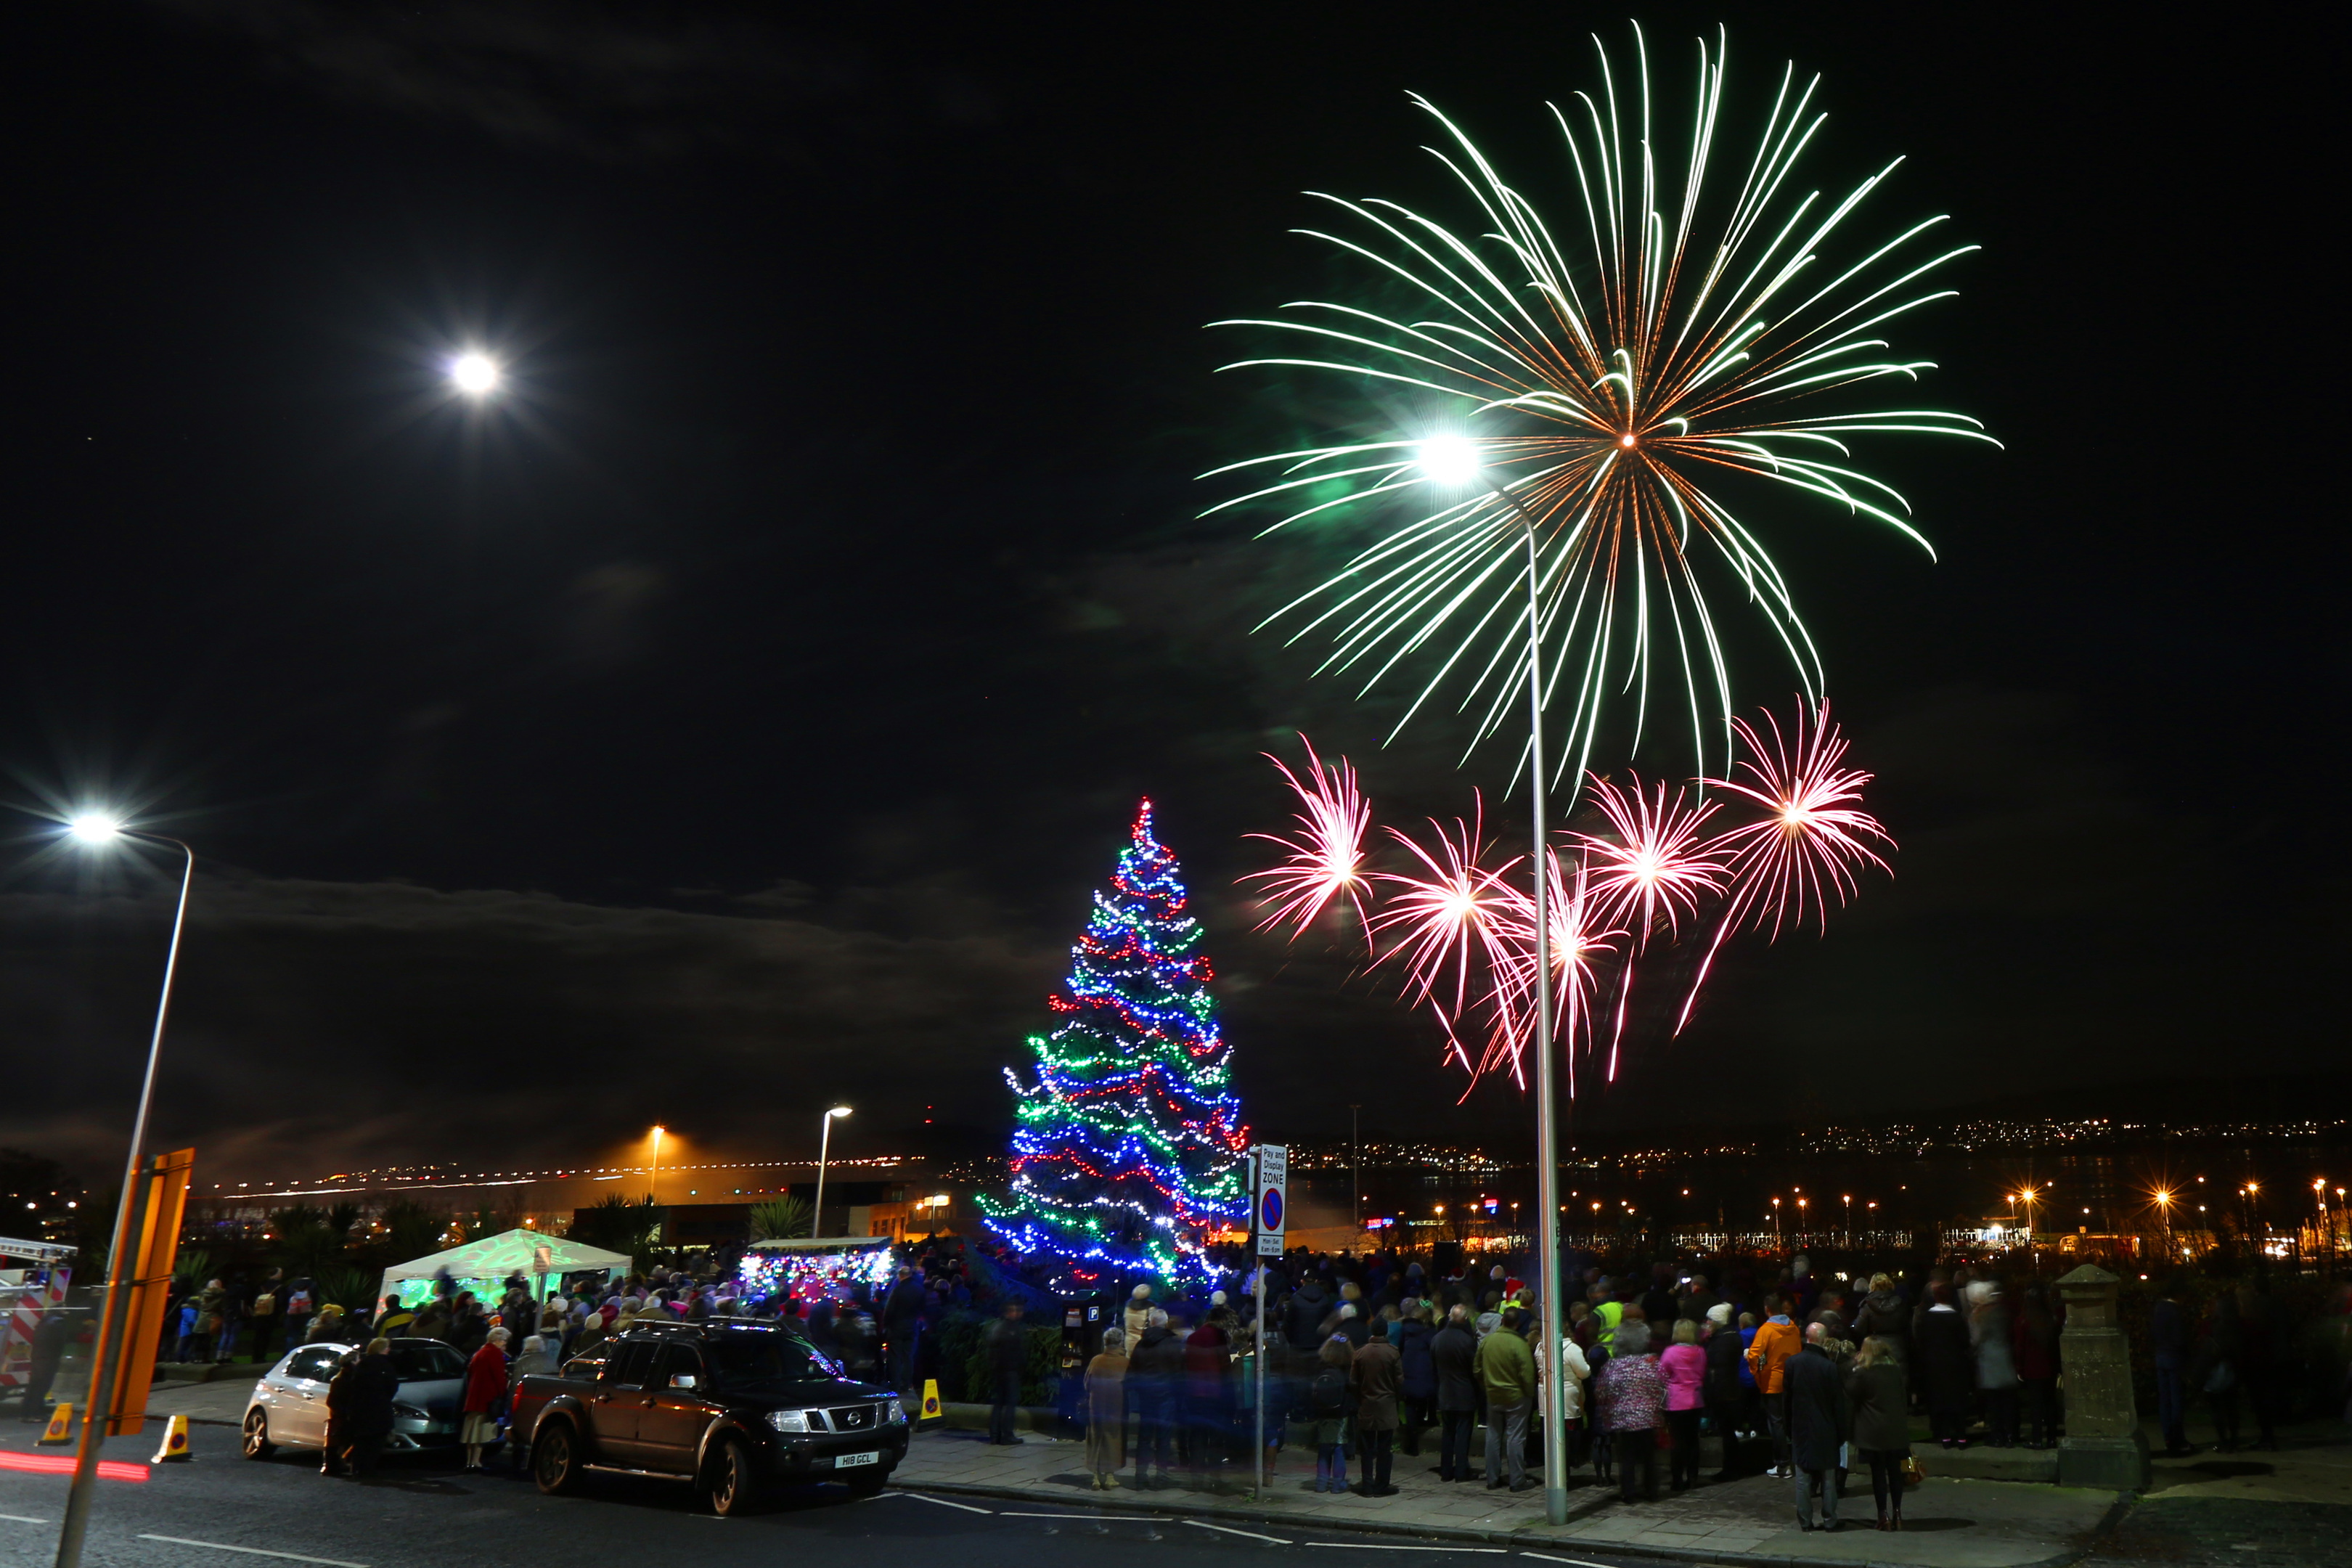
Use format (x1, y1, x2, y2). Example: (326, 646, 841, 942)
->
(1659, 1318, 1709, 1489)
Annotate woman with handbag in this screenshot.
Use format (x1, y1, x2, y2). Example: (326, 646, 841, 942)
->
(1847, 1336, 1911, 1530)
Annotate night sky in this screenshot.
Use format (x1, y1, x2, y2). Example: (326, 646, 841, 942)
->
(5, 4, 2339, 1180)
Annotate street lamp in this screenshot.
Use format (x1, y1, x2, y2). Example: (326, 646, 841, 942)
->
(812, 1106, 852, 1238)
(51, 813, 195, 1568)
(648, 1126, 665, 1203)
(449, 350, 502, 397)
(1415, 432, 1572, 1524)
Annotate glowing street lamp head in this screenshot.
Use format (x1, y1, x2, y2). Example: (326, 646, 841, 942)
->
(449, 351, 501, 396)
(827, 1105, 852, 1119)
(67, 812, 123, 846)
(1416, 434, 1483, 487)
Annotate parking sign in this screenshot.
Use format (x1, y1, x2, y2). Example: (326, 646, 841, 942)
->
(1254, 1143, 1286, 1256)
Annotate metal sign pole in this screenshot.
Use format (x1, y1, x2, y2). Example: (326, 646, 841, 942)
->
(1254, 1246, 1266, 1497)
(1251, 1143, 1286, 1500)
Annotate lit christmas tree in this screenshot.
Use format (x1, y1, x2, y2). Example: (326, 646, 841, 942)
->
(982, 799, 1249, 1287)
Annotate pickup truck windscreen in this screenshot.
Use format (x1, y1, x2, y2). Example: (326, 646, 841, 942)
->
(703, 1333, 844, 1391)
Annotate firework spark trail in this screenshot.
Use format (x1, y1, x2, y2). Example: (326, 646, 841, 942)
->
(1676, 701, 1893, 1032)
(1204, 25, 1993, 795)
(1243, 736, 1374, 945)
(1367, 799, 1527, 1086)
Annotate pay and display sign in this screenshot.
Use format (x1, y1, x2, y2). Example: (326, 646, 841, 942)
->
(1254, 1143, 1287, 1256)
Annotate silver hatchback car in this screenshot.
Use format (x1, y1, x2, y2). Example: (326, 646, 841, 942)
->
(241, 1339, 471, 1461)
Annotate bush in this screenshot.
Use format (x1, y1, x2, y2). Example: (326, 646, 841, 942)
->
(958, 1320, 1063, 1407)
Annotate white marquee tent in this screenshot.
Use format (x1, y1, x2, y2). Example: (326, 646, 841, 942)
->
(376, 1228, 633, 1310)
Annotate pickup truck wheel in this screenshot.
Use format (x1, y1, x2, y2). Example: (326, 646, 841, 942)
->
(532, 1421, 581, 1495)
(240, 1408, 276, 1460)
(706, 1437, 761, 1517)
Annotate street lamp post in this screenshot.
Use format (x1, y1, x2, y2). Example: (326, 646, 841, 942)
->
(1349, 1103, 1362, 1235)
(1416, 435, 1569, 1524)
(812, 1106, 852, 1238)
(52, 816, 194, 1568)
(649, 1126, 665, 1204)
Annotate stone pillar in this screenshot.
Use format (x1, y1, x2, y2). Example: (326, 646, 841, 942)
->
(2054, 1262, 2149, 1489)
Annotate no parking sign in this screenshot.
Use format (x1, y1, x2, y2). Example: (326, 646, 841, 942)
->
(1254, 1143, 1286, 1257)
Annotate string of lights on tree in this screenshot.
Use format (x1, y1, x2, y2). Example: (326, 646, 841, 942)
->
(980, 800, 1250, 1287)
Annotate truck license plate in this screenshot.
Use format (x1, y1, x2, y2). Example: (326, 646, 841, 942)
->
(834, 1450, 880, 1468)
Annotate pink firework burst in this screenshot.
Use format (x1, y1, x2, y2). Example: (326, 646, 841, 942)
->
(1677, 702, 1895, 1032)
(1579, 774, 1727, 949)
(1491, 846, 1625, 1094)
(1368, 799, 1524, 1083)
(1243, 735, 1373, 944)
(1710, 704, 1893, 938)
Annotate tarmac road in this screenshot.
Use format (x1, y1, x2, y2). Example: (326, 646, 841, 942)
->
(0, 1420, 1668, 1568)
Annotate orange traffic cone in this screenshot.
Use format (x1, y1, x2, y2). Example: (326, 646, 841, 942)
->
(38, 1402, 73, 1445)
(152, 1413, 193, 1463)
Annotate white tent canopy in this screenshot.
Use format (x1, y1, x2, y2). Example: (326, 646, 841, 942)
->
(377, 1228, 632, 1310)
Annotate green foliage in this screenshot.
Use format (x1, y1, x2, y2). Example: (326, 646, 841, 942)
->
(172, 1249, 214, 1287)
(377, 1199, 445, 1261)
(748, 1196, 812, 1241)
(312, 1265, 373, 1315)
(270, 1204, 349, 1274)
(571, 1194, 664, 1270)
(957, 1318, 1063, 1408)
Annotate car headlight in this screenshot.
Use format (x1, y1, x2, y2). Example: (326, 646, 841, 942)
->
(766, 1409, 810, 1433)
(884, 1397, 906, 1424)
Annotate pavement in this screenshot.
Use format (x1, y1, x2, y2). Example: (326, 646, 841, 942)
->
(6, 1382, 2347, 1568)
(894, 1422, 2124, 1567)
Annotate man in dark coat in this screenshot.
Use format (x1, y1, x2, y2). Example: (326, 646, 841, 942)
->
(1702, 1304, 1749, 1480)
(881, 1266, 926, 1392)
(1786, 1323, 1853, 1530)
(1430, 1304, 1479, 1482)
(1129, 1310, 1187, 1487)
(1396, 1307, 1437, 1455)
(2151, 1282, 2192, 1455)
(16, 1304, 79, 1419)
(1283, 1278, 1332, 1359)
(329, 1339, 401, 1479)
(1350, 1330, 1403, 1495)
(981, 1300, 1029, 1445)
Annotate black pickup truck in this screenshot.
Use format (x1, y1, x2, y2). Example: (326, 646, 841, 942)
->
(511, 1316, 908, 1515)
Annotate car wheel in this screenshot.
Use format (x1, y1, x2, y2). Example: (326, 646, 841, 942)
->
(241, 1408, 276, 1460)
(706, 1437, 761, 1517)
(532, 1421, 580, 1495)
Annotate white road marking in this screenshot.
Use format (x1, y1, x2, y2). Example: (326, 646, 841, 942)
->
(856, 1490, 905, 1502)
(1001, 1511, 1157, 1521)
(1520, 1556, 1620, 1567)
(1302, 1545, 1506, 1553)
(1183, 1519, 1293, 1544)
(136, 1537, 371, 1568)
(1, 1514, 52, 1524)
(895, 1490, 992, 1514)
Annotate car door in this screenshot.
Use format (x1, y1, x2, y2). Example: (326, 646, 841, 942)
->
(588, 1339, 657, 1464)
(637, 1343, 717, 1474)
(277, 1346, 346, 1447)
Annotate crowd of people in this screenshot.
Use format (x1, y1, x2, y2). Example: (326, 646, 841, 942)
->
(30, 1233, 2343, 1532)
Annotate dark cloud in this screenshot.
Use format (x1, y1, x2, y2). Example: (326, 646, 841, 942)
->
(151, 0, 1001, 165)
(0, 865, 1059, 1175)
